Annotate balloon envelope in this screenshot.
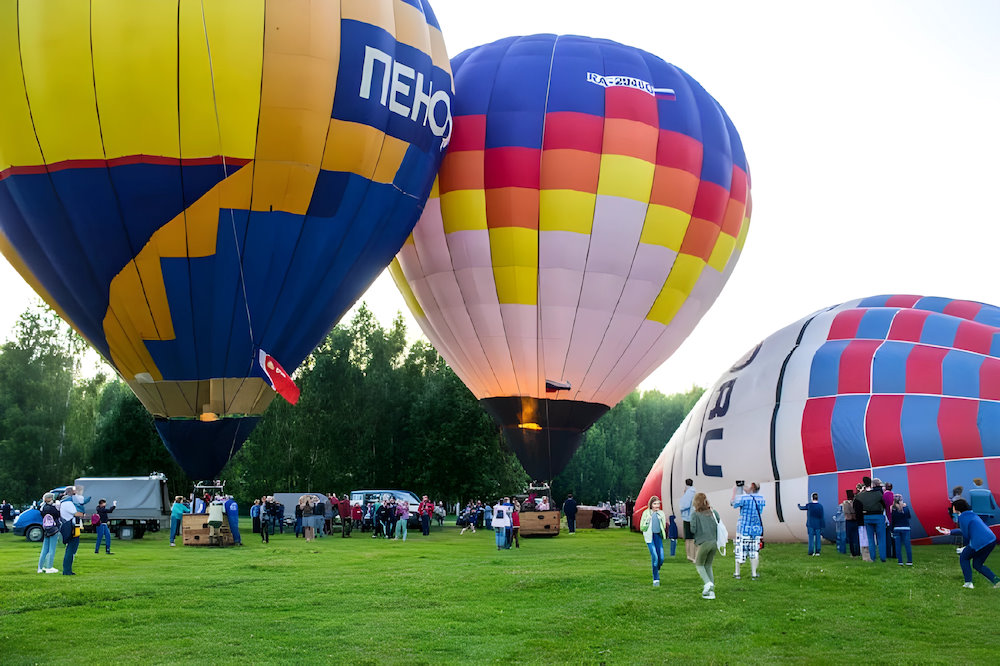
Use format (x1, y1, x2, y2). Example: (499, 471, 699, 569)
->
(391, 34, 751, 480)
(0, 0, 452, 478)
(635, 295, 1000, 543)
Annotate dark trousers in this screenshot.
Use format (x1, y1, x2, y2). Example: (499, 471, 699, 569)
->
(885, 524, 895, 558)
(63, 536, 80, 574)
(567, 516, 576, 533)
(420, 514, 430, 535)
(845, 519, 861, 556)
(960, 542, 997, 584)
(341, 518, 352, 537)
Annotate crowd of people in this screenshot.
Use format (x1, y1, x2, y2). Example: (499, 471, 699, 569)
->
(642, 474, 999, 600)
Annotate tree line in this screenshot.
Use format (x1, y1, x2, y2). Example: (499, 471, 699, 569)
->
(0, 301, 703, 508)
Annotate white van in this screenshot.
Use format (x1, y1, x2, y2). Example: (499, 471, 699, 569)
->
(350, 489, 421, 527)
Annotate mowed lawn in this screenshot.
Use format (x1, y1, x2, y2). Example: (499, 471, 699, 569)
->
(0, 520, 995, 664)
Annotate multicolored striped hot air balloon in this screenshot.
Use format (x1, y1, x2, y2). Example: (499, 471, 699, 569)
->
(391, 34, 751, 481)
(634, 295, 1000, 544)
(0, 0, 452, 478)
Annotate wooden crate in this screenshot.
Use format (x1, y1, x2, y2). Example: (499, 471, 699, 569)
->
(181, 514, 234, 546)
(519, 510, 561, 537)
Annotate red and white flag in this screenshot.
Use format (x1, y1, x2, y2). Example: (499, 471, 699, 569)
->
(257, 349, 300, 405)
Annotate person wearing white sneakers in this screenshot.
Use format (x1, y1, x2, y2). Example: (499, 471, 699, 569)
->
(690, 493, 721, 600)
(936, 498, 1000, 590)
(639, 496, 667, 587)
(36, 492, 61, 573)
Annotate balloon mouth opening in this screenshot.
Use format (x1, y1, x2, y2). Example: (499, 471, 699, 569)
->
(518, 422, 543, 431)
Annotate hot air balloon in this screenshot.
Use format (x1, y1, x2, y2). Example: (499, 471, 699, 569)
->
(390, 34, 750, 481)
(634, 295, 1000, 544)
(0, 0, 452, 478)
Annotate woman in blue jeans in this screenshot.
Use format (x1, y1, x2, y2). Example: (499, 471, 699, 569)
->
(891, 494, 913, 565)
(37, 492, 61, 573)
(639, 496, 667, 587)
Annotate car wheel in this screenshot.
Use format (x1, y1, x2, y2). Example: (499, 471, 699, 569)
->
(25, 525, 43, 543)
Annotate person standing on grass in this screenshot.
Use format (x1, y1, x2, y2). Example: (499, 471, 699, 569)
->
(251, 499, 262, 534)
(563, 493, 578, 534)
(797, 493, 825, 556)
(59, 486, 85, 575)
(94, 499, 116, 555)
(856, 476, 887, 563)
(881, 481, 896, 559)
(731, 482, 764, 580)
(395, 499, 409, 541)
(339, 495, 353, 537)
(224, 495, 241, 546)
(510, 500, 521, 549)
(667, 514, 678, 557)
(0, 498, 12, 533)
(891, 494, 913, 566)
(492, 498, 511, 549)
(690, 492, 720, 600)
(300, 496, 315, 542)
(434, 502, 446, 527)
(170, 496, 190, 546)
(936, 498, 1000, 589)
(37, 492, 61, 573)
(639, 496, 667, 587)
(418, 495, 434, 536)
(680, 478, 696, 562)
(841, 489, 860, 557)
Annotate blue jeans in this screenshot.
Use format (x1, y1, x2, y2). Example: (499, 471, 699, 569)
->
(39, 534, 59, 570)
(567, 516, 576, 533)
(170, 517, 182, 544)
(670, 538, 677, 556)
(863, 515, 887, 561)
(95, 524, 112, 552)
(836, 528, 846, 554)
(63, 536, 79, 574)
(421, 514, 430, 535)
(228, 516, 241, 544)
(808, 527, 822, 554)
(495, 527, 506, 549)
(893, 527, 912, 564)
(647, 533, 665, 581)
(959, 542, 997, 584)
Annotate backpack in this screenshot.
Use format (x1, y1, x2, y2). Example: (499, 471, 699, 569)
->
(91, 513, 101, 526)
(42, 511, 60, 537)
(841, 500, 856, 521)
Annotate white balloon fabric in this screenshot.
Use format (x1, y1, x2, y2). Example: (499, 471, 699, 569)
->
(634, 295, 1000, 543)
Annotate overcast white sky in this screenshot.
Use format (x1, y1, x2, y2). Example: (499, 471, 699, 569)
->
(2, 0, 999, 395)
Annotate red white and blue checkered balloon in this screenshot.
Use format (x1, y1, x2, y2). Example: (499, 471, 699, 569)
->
(634, 295, 1000, 543)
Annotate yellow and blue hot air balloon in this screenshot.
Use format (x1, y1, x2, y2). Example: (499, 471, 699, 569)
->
(0, 0, 452, 478)
(391, 34, 751, 481)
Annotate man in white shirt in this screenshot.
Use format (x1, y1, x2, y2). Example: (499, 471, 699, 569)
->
(59, 486, 85, 576)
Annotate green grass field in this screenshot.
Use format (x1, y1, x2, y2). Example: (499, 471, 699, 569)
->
(0, 520, 995, 664)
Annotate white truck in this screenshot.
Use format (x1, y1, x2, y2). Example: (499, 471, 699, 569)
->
(13, 473, 172, 541)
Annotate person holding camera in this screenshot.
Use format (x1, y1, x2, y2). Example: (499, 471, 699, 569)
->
(731, 481, 764, 580)
(94, 498, 117, 554)
(796, 492, 824, 556)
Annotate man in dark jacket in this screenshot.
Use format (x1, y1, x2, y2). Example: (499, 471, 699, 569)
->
(0, 499, 12, 533)
(856, 477, 887, 562)
(563, 493, 578, 534)
(797, 493, 825, 556)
